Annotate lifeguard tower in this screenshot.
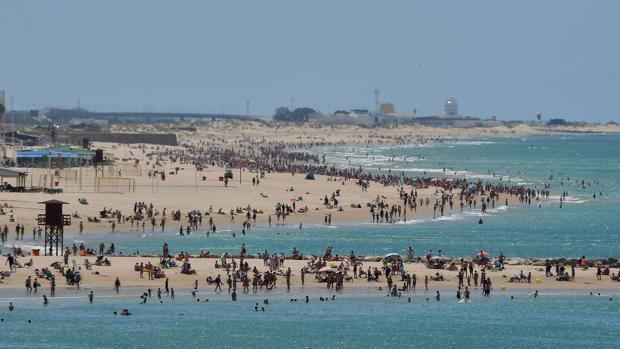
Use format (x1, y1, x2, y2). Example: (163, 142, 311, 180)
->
(38, 199, 71, 256)
(94, 149, 105, 176)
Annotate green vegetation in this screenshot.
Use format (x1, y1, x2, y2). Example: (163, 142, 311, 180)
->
(272, 107, 316, 122)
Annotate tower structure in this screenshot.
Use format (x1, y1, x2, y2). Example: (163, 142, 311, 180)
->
(38, 200, 71, 256)
(373, 89, 381, 124)
(94, 149, 105, 176)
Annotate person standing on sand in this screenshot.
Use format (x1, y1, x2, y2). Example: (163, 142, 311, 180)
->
(407, 246, 414, 263)
(113, 278, 121, 294)
(301, 268, 305, 286)
(424, 275, 428, 291)
(89, 291, 94, 304)
(25, 276, 32, 294)
(286, 267, 291, 291)
(6, 254, 16, 272)
(63, 248, 70, 265)
(580, 255, 587, 270)
(214, 275, 222, 292)
(227, 276, 232, 293)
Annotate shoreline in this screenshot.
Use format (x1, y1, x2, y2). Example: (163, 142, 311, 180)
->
(0, 285, 616, 299)
(2, 255, 618, 293)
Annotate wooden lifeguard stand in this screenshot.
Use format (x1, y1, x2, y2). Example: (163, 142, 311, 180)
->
(94, 149, 105, 177)
(38, 199, 71, 256)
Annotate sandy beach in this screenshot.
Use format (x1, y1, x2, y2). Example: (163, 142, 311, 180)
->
(1, 255, 618, 294)
(1, 121, 619, 298)
(1, 122, 544, 235)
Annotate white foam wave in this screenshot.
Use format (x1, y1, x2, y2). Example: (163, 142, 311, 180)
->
(433, 216, 465, 221)
(546, 195, 586, 204)
(394, 219, 423, 225)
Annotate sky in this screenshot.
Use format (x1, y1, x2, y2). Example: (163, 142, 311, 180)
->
(1, 1, 619, 121)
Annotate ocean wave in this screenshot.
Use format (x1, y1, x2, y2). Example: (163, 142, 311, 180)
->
(394, 219, 423, 225)
(433, 215, 465, 221)
(547, 195, 587, 204)
(387, 167, 466, 175)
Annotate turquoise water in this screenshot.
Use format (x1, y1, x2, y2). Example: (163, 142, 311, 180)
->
(59, 134, 620, 259)
(1, 290, 618, 349)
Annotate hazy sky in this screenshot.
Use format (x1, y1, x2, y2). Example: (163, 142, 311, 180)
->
(1, 1, 619, 121)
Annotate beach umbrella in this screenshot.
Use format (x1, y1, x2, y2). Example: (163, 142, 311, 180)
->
(318, 267, 337, 273)
(384, 253, 401, 261)
(220, 252, 228, 261)
(477, 251, 489, 257)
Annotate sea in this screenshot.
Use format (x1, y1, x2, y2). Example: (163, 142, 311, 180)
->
(2, 133, 619, 348)
(0, 289, 618, 349)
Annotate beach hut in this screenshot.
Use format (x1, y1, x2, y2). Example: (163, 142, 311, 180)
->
(0, 168, 28, 191)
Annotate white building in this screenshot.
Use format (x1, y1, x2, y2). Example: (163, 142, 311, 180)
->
(443, 98, 458, 117)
